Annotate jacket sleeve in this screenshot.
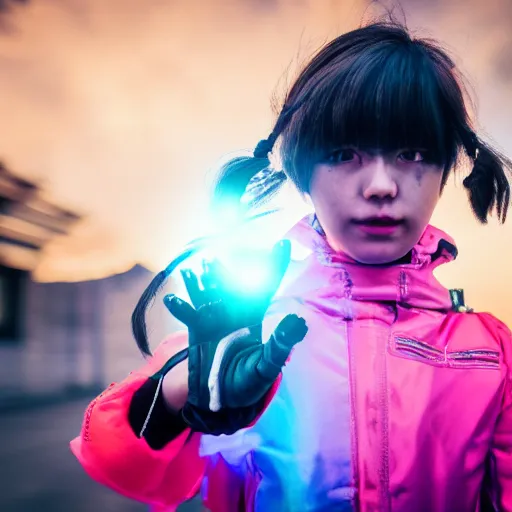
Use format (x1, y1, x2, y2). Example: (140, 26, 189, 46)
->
(482, 314, 512, 510)
(70, 330, 282, 509)
(70, 331, 206, 509)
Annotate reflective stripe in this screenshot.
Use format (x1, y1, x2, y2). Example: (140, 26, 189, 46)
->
(208, 328, 250, 412)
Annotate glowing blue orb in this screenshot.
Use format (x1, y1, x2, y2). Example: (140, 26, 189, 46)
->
(222, 258, 273, 294)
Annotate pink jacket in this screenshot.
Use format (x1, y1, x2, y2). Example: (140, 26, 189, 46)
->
(71, 217, 512, 511)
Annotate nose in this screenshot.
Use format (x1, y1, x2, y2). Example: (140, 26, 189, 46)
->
(362, 157, 398, 200)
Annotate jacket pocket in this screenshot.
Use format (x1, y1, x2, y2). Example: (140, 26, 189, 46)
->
(391, 335, 500, 370)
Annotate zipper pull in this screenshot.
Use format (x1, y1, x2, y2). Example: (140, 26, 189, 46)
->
(449, 289, 473, 313)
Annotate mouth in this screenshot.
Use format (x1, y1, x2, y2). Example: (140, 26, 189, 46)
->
(352, 216, 405, 236)
(354, 216, 405, 226)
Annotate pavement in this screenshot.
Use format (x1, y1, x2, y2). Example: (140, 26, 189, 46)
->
(0, 398, 201, 512)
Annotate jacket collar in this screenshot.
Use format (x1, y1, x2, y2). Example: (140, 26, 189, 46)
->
(283, 215, 456, 311)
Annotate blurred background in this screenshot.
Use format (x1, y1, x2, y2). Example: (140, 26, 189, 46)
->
(0, 0, 510, 511)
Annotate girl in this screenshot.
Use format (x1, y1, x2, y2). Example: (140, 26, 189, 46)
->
(71, 21, 512, 512)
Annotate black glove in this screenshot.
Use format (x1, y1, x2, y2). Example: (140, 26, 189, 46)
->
(163, 239, 308, 434)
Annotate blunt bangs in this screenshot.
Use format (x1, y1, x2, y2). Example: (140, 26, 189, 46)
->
(284, 39, 462, 190)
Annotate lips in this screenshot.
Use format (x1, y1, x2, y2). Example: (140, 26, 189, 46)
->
(354, 216, 404, 226)
(353, 216, 405, 236)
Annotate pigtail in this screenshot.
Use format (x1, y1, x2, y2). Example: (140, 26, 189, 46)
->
(131, 270, 167, 356)
(212, 148, 276, 214)
(131, 148, 282, 357)
(131, 108, 296, 357)
(463, 134, 511, 224)
(131, 242, 204, 356)
(213, 104, 302, 213)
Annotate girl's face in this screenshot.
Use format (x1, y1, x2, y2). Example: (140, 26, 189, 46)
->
(309, 148, 445, 265)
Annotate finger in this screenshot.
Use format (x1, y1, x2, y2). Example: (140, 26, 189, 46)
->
(273, 314, 308, 346)
(257, 314, 308, 379)
(180, 269, 204, 308)
(163, 294, 197, 327)
(200, 259, 216, 288)
(200, 259, 224, 303)
(203, 259, 234, 305)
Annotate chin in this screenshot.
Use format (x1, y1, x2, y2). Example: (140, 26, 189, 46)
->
(349, 245, 412, 266)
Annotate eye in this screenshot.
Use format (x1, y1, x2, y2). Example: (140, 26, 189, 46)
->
(326, 148, 358, 164)
(398, 150, 425, 163)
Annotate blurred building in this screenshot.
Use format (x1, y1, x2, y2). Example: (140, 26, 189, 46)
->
(0, 165, 176, 410)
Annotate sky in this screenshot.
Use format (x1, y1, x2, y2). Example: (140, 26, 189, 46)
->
(0, 0, 511, 324)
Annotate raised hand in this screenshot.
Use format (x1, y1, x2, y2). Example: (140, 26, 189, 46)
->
(177, 239, 293, 334)
(163, 239, 308, 419)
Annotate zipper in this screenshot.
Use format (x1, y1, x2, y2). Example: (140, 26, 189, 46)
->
(395, 337, 445, 362)
(447, 349, 500, 369)
(377, 325, 391, 512)
(393, 336, 500, 370)
(344, 272, 392, 511)
(346, 320, 360, 510)
(342, 266, 360, 510)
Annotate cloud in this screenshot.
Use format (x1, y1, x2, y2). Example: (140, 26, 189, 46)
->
(0, 0, 510, 323)
(0, 0, 366, 279)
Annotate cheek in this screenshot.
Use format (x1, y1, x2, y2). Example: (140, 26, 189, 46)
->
(309, 176, 350, 232)
(310, 166, 352, 210)
(409, 168, 443, 214)
(310, 169, 332, 208)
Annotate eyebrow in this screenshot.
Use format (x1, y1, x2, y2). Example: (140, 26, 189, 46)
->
(355, 147, 426, 157)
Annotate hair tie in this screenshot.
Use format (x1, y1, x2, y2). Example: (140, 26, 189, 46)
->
(463, 135, 487, 190)
(241, 167, 286, 207)
(253, 135, 276, 159)
(467, 131, 480, 161)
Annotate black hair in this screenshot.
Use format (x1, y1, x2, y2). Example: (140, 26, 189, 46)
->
(132, 21, 511, 356)
(212, 22, 511, 225)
